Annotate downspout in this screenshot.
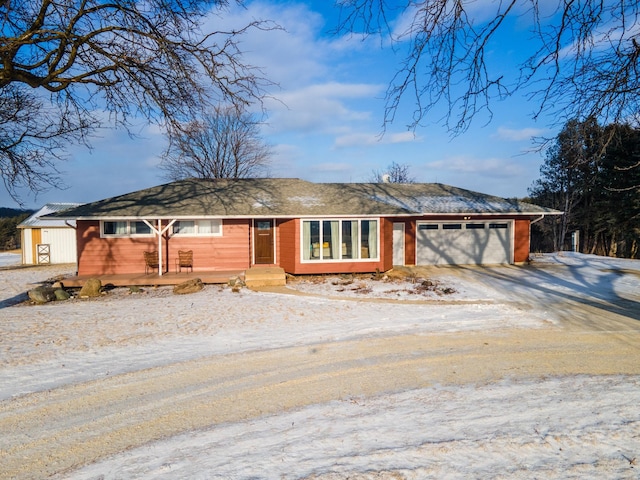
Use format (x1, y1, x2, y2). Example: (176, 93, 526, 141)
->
(530, 214, 545, 225)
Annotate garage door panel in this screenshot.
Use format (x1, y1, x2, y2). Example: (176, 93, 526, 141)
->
(417, 222, 511, 265)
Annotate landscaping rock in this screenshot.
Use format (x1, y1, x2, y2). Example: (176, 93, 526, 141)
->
(173, 278, 204, 295)
(79, 278, 102, 298)
(28, 286, 57, 304)
(54, 289, 71, 301)
(228, 276, 245, 288)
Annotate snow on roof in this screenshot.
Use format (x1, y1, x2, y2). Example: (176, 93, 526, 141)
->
(18, 203, 83, 228)
(369, 194, 541, 214)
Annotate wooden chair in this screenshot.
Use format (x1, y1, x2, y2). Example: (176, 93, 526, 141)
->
(144, 251, 159, 274)
(176, 250, 193, 273)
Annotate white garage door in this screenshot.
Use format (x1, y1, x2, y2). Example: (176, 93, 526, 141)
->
(416, 221, 512, 265)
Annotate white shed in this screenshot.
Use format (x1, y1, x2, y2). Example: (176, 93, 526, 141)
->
(18, 203, 82, 265)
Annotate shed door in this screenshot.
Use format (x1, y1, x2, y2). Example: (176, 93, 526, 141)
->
(254, 220, 275, 264)
(416, 221, 511, 265)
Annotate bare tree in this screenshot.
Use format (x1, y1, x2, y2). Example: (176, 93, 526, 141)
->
(336, 1, 640, 133)
(0, 0, 277, 200)
(369, 161, 416, 183)
(160, 105, 271, 180)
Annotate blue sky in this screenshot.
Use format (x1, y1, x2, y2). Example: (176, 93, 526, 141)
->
(2, 0, 555, 209)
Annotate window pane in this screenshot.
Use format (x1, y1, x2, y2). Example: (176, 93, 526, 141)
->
(342, 221, 358, 259)
(305, 221, 320, 260)
(443, 224, 462, 230)
(361, 220, 377, 258)
(198, 220, 214, 234)
(103, 221, 127, 235)
(323, 220, 339, 259)
(131, 221, 151, 235)
(174, 221, 195, 234)
(256, 221, 271, 231)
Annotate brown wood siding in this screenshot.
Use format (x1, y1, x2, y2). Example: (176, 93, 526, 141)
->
(513, 219, 531, 263)
(77, 219, 251, 275)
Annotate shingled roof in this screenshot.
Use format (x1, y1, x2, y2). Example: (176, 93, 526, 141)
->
(51, 178, 560, 219)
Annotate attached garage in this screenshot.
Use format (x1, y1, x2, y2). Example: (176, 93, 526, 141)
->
(416, 221, 512, 265)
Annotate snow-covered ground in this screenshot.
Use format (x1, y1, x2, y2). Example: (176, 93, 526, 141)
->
(1, 253, 640, 479)
(0, 251, 20, 267)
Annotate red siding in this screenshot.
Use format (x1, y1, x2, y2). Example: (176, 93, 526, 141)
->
(76, 215, 534, 275)
(76, 219, 251, 275)
(277, 219, 297, 272)
(405, 220, 417, 265)
(279, 218, 388, 275)
(393, 215, 534, 266)
(514, 219, 531, 263)
(381, 217, 393, 271)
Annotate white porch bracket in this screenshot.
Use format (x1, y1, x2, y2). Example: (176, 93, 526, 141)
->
(143, 219, 177, 276)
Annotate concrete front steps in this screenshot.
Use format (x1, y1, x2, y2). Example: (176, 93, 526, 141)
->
(244, 266, 286, 288)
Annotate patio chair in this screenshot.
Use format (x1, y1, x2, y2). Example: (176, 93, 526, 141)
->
(144, 251, 159, 274)
(176, 250, 193, 273)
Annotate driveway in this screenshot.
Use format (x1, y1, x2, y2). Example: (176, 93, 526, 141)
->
(2, 254, 640, 479)
(392, 254, 640, 332)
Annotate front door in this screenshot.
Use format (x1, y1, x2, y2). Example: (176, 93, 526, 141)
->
(254, 220, 275, 264)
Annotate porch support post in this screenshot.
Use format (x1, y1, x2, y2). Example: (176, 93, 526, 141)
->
(157, 219, 163, 275)
(142, 219, 177, 276)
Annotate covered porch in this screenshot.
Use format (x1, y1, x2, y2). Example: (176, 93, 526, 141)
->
(60, 266, 286, 288)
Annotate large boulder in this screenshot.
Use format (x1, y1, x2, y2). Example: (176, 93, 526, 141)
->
(28, 286, 57, 304)
(79, 278, 102, 298)
(173, 278, 204, 295)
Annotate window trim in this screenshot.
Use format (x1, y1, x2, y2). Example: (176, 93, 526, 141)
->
(100, 220, 154, 238)
(300, 218, 380, 263)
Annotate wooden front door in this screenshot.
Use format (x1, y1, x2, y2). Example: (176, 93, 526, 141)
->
(254, 220, 274, 264)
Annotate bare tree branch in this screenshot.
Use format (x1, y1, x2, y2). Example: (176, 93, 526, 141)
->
(0, 0, 279, 200)
(337, 1, 640, 133)
(160, 105, 271, 180)
(369, 161, 416, 183)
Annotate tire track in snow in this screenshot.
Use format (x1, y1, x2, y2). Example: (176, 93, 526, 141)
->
(3, 330, 640, 479)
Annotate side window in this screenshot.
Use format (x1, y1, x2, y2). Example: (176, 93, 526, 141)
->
(102, 220, 153, 237)
(131, 221, 152, 235)
(173, 221, 195, 234)
(103, 221, 127, 235)
(172, 219, 222, 236)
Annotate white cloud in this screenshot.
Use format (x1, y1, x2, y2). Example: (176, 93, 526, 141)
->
(495, 127, 546, 141)
(334, 130, 419, 148)
(426, 155, 525, 178)
(265, 82, 382, 134)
